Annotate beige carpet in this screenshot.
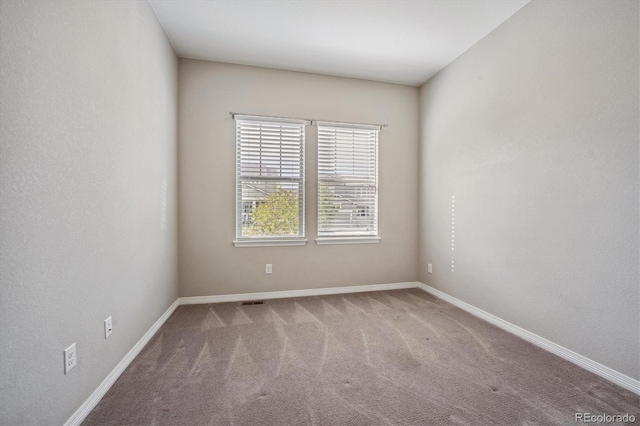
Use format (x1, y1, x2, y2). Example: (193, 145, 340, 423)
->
(83, 289, 639, 425)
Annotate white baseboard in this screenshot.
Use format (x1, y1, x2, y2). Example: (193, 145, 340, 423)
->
(417, 283, 640, 396)
(179, 281, 420, 305)
(64, 299, 180, 426)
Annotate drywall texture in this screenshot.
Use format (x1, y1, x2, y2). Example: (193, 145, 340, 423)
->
(179, 60, 419, 297)
(418, 0, 639, 379)
(0, 1, 178, 424)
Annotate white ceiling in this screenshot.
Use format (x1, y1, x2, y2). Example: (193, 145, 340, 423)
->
(149, 0, 530, 86)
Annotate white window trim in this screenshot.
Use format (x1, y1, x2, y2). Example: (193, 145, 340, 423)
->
(234, 238, 308, 248)
(234, 115, 308, 246)
(314, 121, 382, 131)
(234, 114, 309, 126)
(315, 237, 381, 245)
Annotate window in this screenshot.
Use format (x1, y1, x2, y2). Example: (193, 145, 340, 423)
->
(317, 122, 380, 244)
(234, 115, 307, 247)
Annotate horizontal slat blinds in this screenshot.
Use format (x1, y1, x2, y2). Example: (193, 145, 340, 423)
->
(236, 118, 305, 239)
(317, 123, 379, 237)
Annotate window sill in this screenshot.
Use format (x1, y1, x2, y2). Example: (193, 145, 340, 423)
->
(233, 239, 308, 248)
(315, 237, 381, 245)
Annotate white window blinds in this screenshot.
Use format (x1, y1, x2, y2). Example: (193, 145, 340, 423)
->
(235, 115, 306, 241)
(317, 122, 379, 238)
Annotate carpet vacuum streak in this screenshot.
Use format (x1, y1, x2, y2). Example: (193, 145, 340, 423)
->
(83, 289, 639, 425)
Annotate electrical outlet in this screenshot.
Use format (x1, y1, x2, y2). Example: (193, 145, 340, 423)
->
(104, 316, 113, 338)
(265, 264, 272, 274)
(428, 263, 433, 274)
(64, 343, 76, 374)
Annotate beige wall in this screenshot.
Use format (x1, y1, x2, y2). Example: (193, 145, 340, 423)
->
(418, 0, 639, 379)
(178, 60, 419, 296)
(0, 1, 178, 424)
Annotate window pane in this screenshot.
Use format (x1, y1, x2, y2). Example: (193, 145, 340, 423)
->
(318, 182, 377, 235)
(240, 180, 301, 237)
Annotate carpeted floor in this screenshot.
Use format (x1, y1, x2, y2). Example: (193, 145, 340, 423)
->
(83, 289, 639, 425)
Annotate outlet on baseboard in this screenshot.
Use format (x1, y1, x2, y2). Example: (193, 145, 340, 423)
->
(428, 263, 433, 274)
(104, 316, 113, 338)
(265, 264, 272, 274)
(64, 343, 76, 374)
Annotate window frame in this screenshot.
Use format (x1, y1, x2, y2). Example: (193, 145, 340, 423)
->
(315, 121, 381, 245)
(233, 115, 309, 247)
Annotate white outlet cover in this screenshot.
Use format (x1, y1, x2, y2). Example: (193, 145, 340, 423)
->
(266, 264, 272, 274)
(428, 263, 433, 273)
(64, 343, 76, 374)
(104, 316, 113, 338)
